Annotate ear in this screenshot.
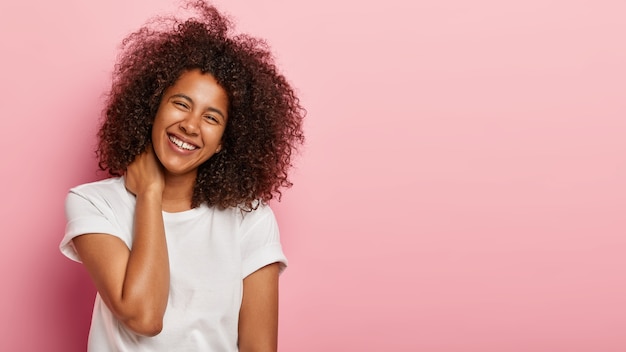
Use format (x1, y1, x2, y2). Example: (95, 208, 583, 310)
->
(215, 144, 222, 153)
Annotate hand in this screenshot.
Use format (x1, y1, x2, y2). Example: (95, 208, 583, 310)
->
(125, 144, 165, 197)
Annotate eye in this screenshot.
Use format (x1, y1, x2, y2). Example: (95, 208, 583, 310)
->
(204, 115, 220, 124)
(173, 101, 190, 110)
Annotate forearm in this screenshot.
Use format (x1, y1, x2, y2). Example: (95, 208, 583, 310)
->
(118, 189, 170, 335)
(238, 263, 280, 351)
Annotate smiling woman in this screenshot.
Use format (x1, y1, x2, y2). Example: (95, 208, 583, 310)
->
(58, 1, 304, 351)
(152, 70, 228, 185)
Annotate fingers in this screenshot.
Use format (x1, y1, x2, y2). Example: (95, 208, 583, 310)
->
(125, 144, 165, 196)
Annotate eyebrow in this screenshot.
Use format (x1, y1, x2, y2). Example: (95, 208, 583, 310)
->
(170, 93, 227, 120)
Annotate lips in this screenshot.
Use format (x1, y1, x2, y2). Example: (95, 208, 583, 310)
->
(168, 134, 198, 151)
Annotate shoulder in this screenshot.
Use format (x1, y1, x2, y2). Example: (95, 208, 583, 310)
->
(211, 202, 277, 237)
(66, 177, 132, 216)
(243, 202, 275, 220)
(238, 203, 279, 239)
(69, 177, 126, 199)
(62, 177, 133, 261)
(232, 202, 276, 227)
(236, 203, 287, 277)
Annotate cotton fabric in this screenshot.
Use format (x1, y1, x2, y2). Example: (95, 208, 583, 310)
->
(60, 177, 287, 351)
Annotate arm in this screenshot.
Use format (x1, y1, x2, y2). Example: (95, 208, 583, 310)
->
(238, 263, 281, 352)
(73, 147, 169, 336)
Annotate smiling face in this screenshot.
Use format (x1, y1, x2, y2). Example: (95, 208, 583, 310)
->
(151, 69, 229, 179)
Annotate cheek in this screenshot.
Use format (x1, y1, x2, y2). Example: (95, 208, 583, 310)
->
(151, 110, 169, 135)
(150, 121, 160, 142)
(203, 126, 226, 143)
(150, 114, 168, 150)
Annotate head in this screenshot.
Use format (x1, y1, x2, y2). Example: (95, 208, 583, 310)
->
(151, 69, 228, 179)
(97, 1, 305, 209)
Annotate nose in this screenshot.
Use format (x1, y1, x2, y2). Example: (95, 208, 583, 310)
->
(179, 113, 200, 136)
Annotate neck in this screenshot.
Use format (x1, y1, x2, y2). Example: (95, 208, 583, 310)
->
(161, 171, 196, 212)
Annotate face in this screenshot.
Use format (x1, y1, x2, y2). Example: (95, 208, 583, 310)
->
(151, 69, 228, 178)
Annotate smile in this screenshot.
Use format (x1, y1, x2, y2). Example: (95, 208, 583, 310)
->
(168, 134, 198, 151)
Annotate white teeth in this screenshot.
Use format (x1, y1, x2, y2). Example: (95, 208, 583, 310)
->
(168, 135, 197, 151)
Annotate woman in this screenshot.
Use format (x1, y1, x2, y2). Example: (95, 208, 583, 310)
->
(60, 1, 305, 351)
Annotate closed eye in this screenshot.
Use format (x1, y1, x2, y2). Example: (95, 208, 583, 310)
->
(204, 115, 220, 124)
(173, 101, 190, 110)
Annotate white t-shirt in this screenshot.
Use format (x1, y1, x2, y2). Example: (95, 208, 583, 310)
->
(60, 177, 287, 351)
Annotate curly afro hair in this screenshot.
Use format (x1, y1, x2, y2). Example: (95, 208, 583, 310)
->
(97, 1, 305, 210)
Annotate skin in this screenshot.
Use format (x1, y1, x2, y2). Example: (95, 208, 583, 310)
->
(73, 70, 281, 350)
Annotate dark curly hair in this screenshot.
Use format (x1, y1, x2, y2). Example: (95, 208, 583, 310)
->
(97, 1, 305, 210)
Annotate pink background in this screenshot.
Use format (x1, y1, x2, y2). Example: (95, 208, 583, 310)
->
(1, 0, 624, 351)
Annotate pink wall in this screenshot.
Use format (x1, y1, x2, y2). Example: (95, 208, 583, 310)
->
(1, 0, 624, 351)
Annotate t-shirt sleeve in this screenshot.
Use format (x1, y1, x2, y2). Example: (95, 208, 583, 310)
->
(60, 190, 127, 263)
(239, 205, 288, 278)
